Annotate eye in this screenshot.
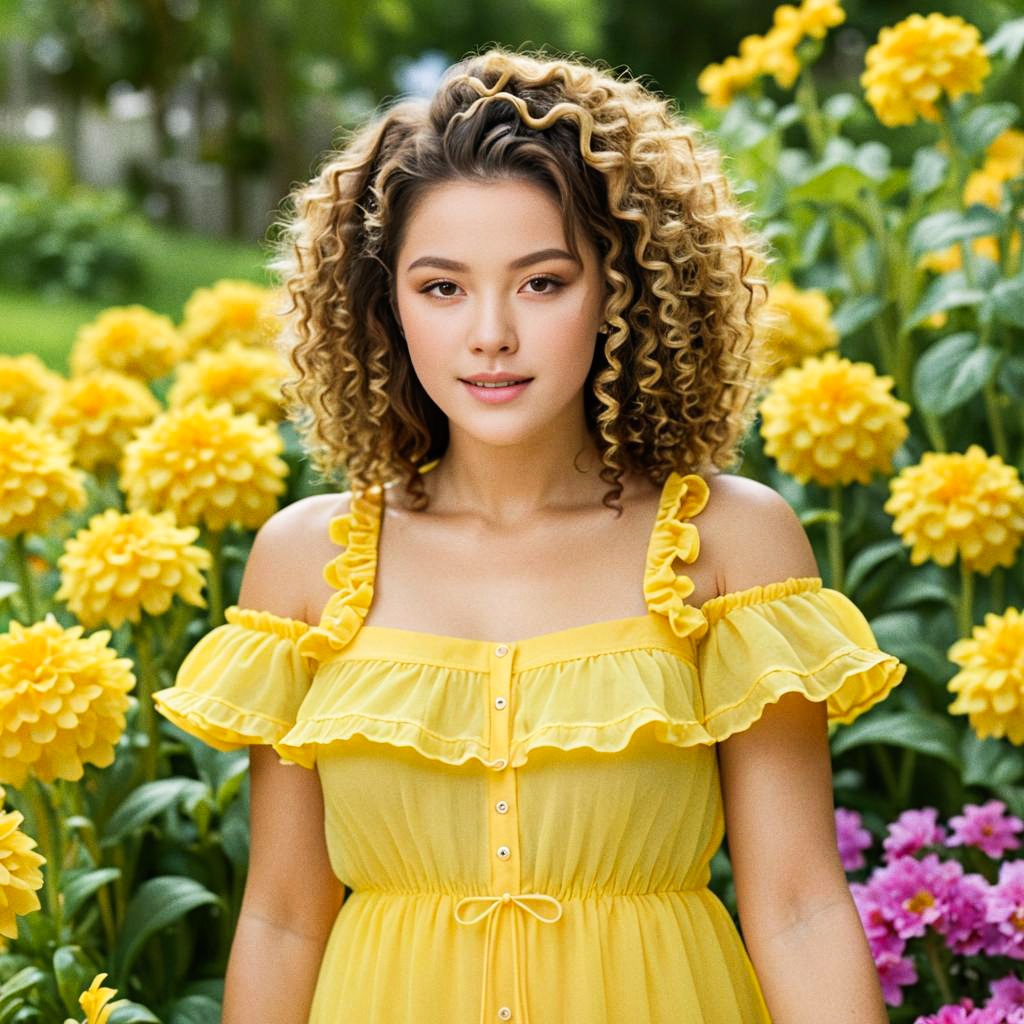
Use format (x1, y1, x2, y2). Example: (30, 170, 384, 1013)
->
(523, 275, 563, 294)
(421, 280, 461, 298)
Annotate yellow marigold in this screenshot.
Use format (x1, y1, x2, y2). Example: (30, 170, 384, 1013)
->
(749, 24, 803, 89)
(759, 352, 910, 486)
(986, 128, 1024, 181)
(0, 616, 135, 787)
(884, 445, 1024, 572)
(0, 354, 64, 422)
(39, 371, 161, 473)
(697, 54, 760, 109)
(168, 341, 288, 421)
(756, 280, 838, 375)
(55, 509, 211, 630)
(0, 418, 86, 539)
(63, 972, 120, 1024)
(918, 229, 1022, 273)
(796, 0, 845, 39)
(120, 402, 287, 531)
(964, 168, 1007, 209)
(70, 306, 184, 382)
(947, 607, 1024, 744)
(0, 784, 45, 940)
(180, 280, 281, 357)
(861, 13, 991, 127)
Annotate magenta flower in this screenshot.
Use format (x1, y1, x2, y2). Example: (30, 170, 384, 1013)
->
(987, 973, 1024, 1015)
(988, 861, 1024, 960)
(873, 853, 962, 940)
(836, 807, 874, 870)
(943, 872, 1001, 957)
(948, 801, 1024, 860)
(884, 807, 949, 862)
(876, 947, 918, 1006)
(914, 1003, 1004, 1023)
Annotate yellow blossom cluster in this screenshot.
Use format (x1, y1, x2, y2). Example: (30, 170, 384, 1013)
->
(0, 418, 86, 538)
(754, 280, 838, 377)
(0, 354, 64, 422)
(56, 509, 211, 629)
(168, 340, 288, 421)
(947, 607, 1024, 744)
(759, 352, 910, 486)
(0, 785, 45, 941)
(884, 445, 1024, 573)
(70, 306, 184, 382)
(0, 616, 135, 787)
(698, 0, 845, 108)
(40, 371, 161, 473)
(120, 402, 288, 531)
(861, 13, 990, 127)
(180, 279, 282, 358)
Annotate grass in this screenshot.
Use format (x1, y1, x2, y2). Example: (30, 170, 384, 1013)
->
(0, 225, 268, 373)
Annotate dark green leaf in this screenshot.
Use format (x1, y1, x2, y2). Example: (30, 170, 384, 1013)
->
(882, 576, 954, 610)
(909, 207, 1004, 258)
(845, 538, 905, 595)
(998, 355, 1024, 398)
(108, 1001, 162, 1024)
(831, 296, 884, 337)
(914, 333, 997, 413)
(893, 641, 956, 684)
(990, 275, 1024, 328)
(962, 731, 1024, 787)
(104, 778, 207, 843)
(907, 273, 986, 328)
(831, 711, 962, 771)
(165, 994, 223, 1024)
(63, 867, 121, 920)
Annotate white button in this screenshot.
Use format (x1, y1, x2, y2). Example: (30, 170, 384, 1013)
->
(498, 1009, 512, 1021)
(496, 845, 511, 860)
(495, 800, 509, 813)
(494, 644, 509, 657)
(490, 757, 507, 771)
(494, 696, 507, 710)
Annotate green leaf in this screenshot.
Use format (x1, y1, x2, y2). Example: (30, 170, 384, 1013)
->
(789, 163, 876, 209)
(831, 295, 884, 338)
(962, 730, 1024, 787)
(909, 207, 1004, 258)
(986, 17, 1024, 61)
(53, 946, 96, 1018)
(845, 538, 905, 595)
(797, 215, 830, 268)
(822, 92, 857, 126)
(910, 148, 950, 197)
(111, 876, 222, 989)
(830, 711, 962, 771)
(998, 355, 1024, 399)
(913, 332, 997, 414)
(893, 641, 956, 684)
(104, 778, 207, 843)
(63, 867, 122, 920)
(907, 273, 986, 328)
(108, 1001, 163, 1024)
(165, 994, 223, 1024)
(990, 275, 1024, 328)
(882, 576, 955, 610)
(952, 102, 1021, 156)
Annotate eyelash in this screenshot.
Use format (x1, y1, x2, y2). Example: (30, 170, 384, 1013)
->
(419, 275, 564, 299)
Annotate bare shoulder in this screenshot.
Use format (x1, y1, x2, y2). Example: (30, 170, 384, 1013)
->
(699, 471, 821, 596)
(236, 490, 354, 625)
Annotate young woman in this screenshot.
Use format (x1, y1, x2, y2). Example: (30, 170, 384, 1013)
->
(153, 46, 904, 1024)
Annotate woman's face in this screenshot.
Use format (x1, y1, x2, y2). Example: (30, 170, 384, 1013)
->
(392, 177, 606, 449)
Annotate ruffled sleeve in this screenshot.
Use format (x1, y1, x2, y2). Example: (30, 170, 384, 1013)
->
(697, 577, 906, 741)
(152, 605, 314, 752)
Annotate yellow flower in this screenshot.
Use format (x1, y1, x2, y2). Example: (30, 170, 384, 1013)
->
(0, 418, 86, 539)
(120, 402, 288, 531)
(964, 168, 1006, 209)
(70, 306, 184, 382)
(63, 973, 119, 1024)
(796, 0, 845, 40)
(947, 608, 1024, 744)
(750, 24, 803, 89)
(0, 616, 135, 787)
(756, 280, 838, 375)
(861, 13, 991, 127)
(0, 785, 46, 941)
(180, 280, 281, 357)
(918, 229, 1022, 273)
(697, 54, 760, 109)
(39, 371, 161, 473)
(986, 128, 1024, 181)
(56, 509, 211, 630)
(0, 355, 64, 422)
(759, 352, 910, 486)
(168, 341, 288, 421)
(884, 445, 1024, 573)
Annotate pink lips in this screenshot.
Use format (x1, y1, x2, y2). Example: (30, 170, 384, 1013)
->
(460, 379, 532, 404)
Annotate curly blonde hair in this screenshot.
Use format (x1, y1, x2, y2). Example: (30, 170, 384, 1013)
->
(272, 45, 772, 512)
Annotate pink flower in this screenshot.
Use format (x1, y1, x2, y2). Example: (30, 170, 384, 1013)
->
(884, 807, 948, 862)
(836, 807, 873, 870)
(989, 861, 1024, 959)
(913, 1003, 1003, 1023)
(948, 801, 1023, 859)
(943, 872, 1000, 956)
(872, 853, 962, 940)
(986, 973, 1024, 1016)
(876, 947, 918, 1006)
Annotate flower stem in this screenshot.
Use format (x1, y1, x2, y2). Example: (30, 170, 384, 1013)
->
(61, 779, 117, 947)
(11, 533, 37, 623)
(27, 776, 62, 940)
(923, 929, 954, 1005)
(958, 563, 974, 639)
(795, 68, 827, 160)
(205, 528, 224, 627)
(133, 620, 160, 784)
(827, 485, 845, 591)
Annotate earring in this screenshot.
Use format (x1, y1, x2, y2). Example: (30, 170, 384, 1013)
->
(597, 321, 613, 335)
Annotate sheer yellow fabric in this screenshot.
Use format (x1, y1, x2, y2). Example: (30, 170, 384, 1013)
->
(152, 470, 905, 1023)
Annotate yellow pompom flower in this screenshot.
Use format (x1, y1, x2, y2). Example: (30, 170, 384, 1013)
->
(63, 972, 120, 1024)
(986, 129, 1024, 181)
(55, 509, 211, 630)
(884, 445, 1024, 573)
(759, 352, 910, 486)
(796, 0, 845, 40)
(70, 306, 184, 382)
(168, 341, 288, 421)
(0, 616, 135, 787)
(39, 371, 161, 473)
(756, 280, 838, 375)
(861, 13, 991, 127)
(120, 402, 287, 531)
(180, 280, 281, 357)
(743, 25, 802, 89)
(697, 54, 761, 109)
(0, 355, 64, 422)
(0, 785, 45, 940)
(0, 418, 87, 539)
(947, 607, 1024, 744)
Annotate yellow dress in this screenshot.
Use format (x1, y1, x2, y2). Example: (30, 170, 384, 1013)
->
(152, 470, 906, 1024)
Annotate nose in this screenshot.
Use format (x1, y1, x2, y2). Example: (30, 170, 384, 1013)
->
(469, 295, 518, 357)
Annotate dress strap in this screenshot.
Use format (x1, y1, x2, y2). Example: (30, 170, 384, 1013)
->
(642, 470, 710, 642)
(295, 485, 383, 663)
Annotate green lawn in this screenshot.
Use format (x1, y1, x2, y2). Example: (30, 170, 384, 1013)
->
(0, 226, 268, 373)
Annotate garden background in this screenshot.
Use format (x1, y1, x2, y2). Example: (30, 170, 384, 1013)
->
(1, 0, 1023, 1021)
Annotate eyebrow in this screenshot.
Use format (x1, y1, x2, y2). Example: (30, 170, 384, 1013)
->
(405, 248, 578, 273)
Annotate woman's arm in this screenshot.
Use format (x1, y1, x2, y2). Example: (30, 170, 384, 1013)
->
(221, 506, 346, 1024)
(708, 476, 888, 1024)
